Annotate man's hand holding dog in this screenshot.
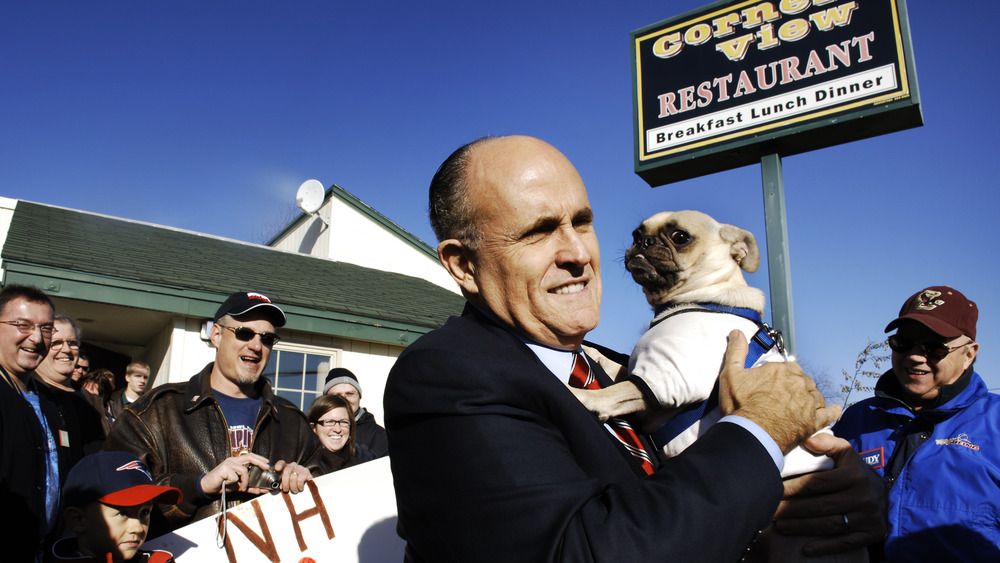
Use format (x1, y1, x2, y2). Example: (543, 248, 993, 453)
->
(718, 330, 841, 454)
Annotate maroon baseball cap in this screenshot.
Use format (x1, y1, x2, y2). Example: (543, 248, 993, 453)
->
(62, 451, 182, 509)
(885, 286, 978, 340)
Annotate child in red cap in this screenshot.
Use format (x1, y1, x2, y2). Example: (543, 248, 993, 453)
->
(49, 451, 182, 563)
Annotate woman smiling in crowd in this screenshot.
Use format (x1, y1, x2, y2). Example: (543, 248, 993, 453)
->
(307, 394, 374, 473)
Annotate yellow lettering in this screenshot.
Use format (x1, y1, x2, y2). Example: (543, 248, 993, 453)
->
(742, 2, 781, 29)
(809, 1, 858, 31)
(757, 23, 780, 50)
(778, 18, 810, 41)
(779, 0, 812, 15)
(711, 12, 743, 37)
(652, 32, 683, 59)
(684, 23, 714, 46)
(715, 33, 756, 61)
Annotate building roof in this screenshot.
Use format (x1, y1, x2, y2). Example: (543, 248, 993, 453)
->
(2, 201, 464, 345)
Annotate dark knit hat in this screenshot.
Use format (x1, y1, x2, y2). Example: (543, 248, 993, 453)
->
(323, 367, 361, 396)
(885, 286, 978, 340)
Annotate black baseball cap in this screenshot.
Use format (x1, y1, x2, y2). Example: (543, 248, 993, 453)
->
(214, 291, 286, 327)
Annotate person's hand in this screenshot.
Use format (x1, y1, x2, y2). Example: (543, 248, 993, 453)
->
(718, 331, 841, 454)
(773, 432, 888, 555)
(200, 453, 272, 495)
(273, 460, 312, 494)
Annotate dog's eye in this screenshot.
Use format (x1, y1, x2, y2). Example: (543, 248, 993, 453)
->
(631, 230, 642, 246)
(670, 230, 690, 245)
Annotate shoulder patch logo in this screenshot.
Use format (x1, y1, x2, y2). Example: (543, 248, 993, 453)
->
(935, 433, 980, 451)
(859, 447, 884, 469)
(914, 290, 944, 310)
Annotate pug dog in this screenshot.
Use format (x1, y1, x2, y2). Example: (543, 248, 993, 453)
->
(573, 210, 858, 563)
(570, 210, 830, 476)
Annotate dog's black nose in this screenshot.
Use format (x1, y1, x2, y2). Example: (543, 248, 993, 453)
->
(642, 235, 657, 249)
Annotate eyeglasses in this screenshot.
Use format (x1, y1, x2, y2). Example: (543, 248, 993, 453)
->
(887, 334, 972, 361)
(217, 324, 280, 347)
(0, 320, 55, 337)
(314, 419, 350, 429)
(51, 339, 81, 350)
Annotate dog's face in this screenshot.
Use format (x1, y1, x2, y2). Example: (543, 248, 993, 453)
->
(624, 210, 760, 306)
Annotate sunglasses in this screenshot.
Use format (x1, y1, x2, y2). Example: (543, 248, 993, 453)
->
(217, 324, 280, 347)
(887, 334, 970, 361)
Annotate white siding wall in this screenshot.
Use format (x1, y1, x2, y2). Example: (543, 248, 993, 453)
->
(272, 195, 459, 294)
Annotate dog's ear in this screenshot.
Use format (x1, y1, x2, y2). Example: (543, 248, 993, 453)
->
(720, 224, 760, 273)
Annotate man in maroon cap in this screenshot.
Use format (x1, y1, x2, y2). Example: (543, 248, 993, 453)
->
(835, 286, 997, 561)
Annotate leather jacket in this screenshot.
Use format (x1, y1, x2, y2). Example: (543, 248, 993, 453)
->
(105, 363, 323, 535)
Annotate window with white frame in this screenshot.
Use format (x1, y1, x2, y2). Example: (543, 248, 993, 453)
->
(262, 343, 338, 412)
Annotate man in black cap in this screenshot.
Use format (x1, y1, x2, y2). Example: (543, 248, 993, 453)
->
(324, 367, 389, 458)
(106, 291, 323, 535)
(835, 286, 997, 561)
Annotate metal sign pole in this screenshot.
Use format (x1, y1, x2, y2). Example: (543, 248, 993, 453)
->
(760, 153, 796, 357)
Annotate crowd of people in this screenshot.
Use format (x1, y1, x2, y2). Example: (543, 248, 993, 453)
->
(1, 135, 995, 562)
(0, 288, 388, 561)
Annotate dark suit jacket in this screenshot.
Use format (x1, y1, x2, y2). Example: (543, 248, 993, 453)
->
(0, 372, 66, 560)
(384, 304, 783, 562)
(33, 378, 107, 483)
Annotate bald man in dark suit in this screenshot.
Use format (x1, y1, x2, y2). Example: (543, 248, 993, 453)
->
(385, 136, 880, 562)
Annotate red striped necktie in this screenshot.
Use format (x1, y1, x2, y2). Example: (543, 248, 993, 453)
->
(569, 353, 655, 475)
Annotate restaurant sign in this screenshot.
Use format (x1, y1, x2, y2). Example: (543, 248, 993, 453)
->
(632, 0, 921, 185)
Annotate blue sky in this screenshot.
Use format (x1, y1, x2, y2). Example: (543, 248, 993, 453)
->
(3, 1, 997, 402)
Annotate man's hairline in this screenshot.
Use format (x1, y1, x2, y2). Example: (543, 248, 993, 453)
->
(0, 296, 55, 320)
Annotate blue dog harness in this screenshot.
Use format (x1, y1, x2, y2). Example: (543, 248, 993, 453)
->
(649, 303, 785, 449)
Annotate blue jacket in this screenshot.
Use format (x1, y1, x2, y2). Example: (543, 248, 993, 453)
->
(834, 368, 1000, 561)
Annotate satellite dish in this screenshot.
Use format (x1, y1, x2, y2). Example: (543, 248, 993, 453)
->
(296, 179, 325, 214)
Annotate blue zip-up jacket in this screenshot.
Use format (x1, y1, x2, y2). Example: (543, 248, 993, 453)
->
(834, 368, 1000, 561)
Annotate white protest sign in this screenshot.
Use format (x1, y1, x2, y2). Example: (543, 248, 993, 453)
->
(144, 457, 405, 562)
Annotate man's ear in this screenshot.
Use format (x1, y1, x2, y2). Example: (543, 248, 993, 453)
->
(962, 341, 980, 370)
(437, 239, 480, 296)
(209, 320, 222, 349)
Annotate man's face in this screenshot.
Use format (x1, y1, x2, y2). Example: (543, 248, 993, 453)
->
(78, 502, 151, 562)
(891, 321, 978, 408)
(126, 368, 150, 395)
(72, 357, 89, 382)
(326, 382, 360, 413)
(39, 319, 79, 383)
(456, 137, 601, 350)
(210, 316, 275, 390)
(0, 297, 54, 376)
